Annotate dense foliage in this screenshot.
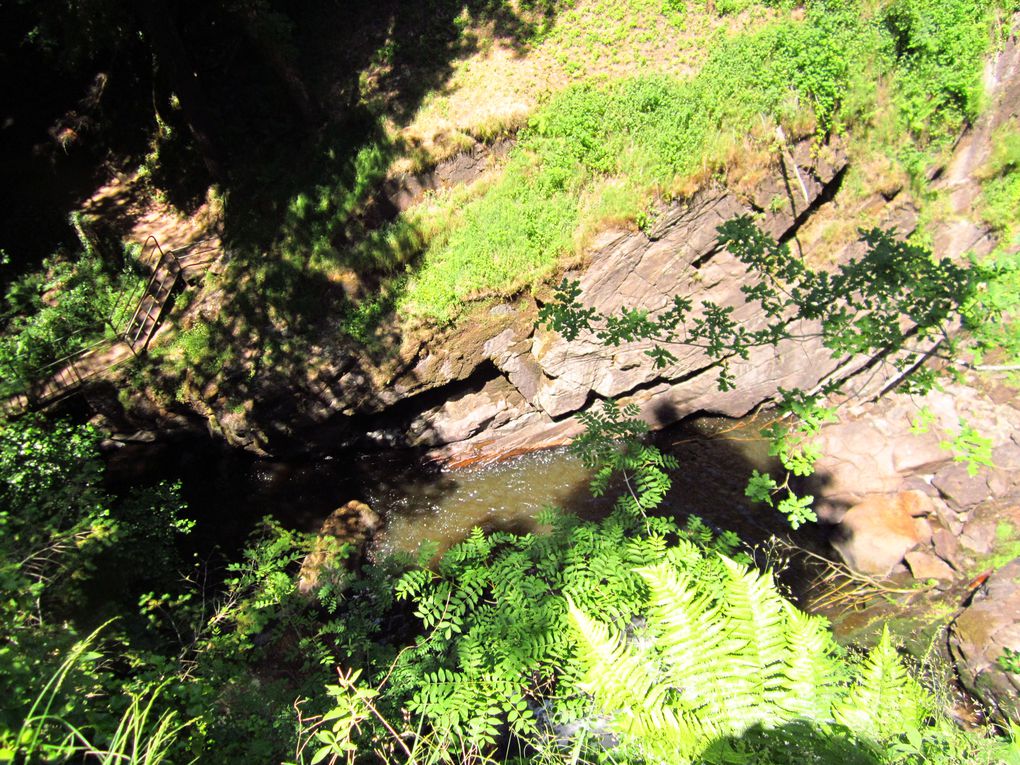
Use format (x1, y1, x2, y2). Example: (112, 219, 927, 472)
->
(393, 0, 1005, 323)
(571, 567, 953, 763)
(1, 0, 1019, 762)
(0, 246, 144, 400)
(2, 403, 1016, 765)
(0, 416, 192, 760)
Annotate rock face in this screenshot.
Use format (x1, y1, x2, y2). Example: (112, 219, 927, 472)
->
(813, 379, 1020, 585)
(101, 31, 1019, 467)
(812, 384, 1020, 521)
(949, 558, 1020, 724)
(831, 491, 934, 577)
(903, 550, 956, 581)
(810, 372, 1020, 719)
(416, 141, 856, 465)
(297, 500, 381, 595)
(382, 138, 514, 211)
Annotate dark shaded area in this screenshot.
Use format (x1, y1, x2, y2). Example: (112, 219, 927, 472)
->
(34, 0, 565, 434)
(497, 717, 885, 765)
(0, 0, 558, 291)
(98, 394, 837, 609)
(700, 719, 884, 765)
(0, 2, 153, 278)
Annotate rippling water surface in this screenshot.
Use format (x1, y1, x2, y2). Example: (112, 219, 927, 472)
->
(108, 412, 827, 569)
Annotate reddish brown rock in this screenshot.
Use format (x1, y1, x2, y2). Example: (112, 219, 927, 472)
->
(831, 491, 934, 577)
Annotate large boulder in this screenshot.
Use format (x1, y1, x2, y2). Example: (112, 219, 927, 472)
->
(831, 491, 934, 577)
(949, 558, 1020, 724)
(297, 500, 381, 595)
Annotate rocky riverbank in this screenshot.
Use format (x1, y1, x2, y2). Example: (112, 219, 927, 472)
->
(79, 26, 1020, 725)
(807, 378, 1020, 724)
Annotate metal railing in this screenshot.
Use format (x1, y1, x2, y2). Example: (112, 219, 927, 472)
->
(3, 235, 191, 414)
(122, 238, 183, 350)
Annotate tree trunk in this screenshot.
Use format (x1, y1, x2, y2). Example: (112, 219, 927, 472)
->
(136, 0, 224, 179)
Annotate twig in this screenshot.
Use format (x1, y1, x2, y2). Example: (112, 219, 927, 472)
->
(775, 126, 811, 206)
(771, 537, 934, 614)
(962, 362, 1020, 372)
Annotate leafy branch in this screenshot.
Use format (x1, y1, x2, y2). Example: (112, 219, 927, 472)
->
(539, 217, 983, 527)
(539, 215, 978, 393)
(570, 400, 678, 520)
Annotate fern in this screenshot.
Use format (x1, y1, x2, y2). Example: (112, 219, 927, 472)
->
(718, 557, 792, 728)
(833, 626, 931, 744)
(569, 555, 950, 764)
(389, 502, 751, 756)
(775, 605, 845, 721)
(568, 598, 668, 730)
(639, 564, 739, 728)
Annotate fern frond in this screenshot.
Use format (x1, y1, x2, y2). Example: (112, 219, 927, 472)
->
(775, 604, 843, 722)
(718, 557, 790, 728)
(638, 563, 739, 731)
(834, 626, 932, 743)
(568, 595, 715, 761)
(568, 597, 666, 720)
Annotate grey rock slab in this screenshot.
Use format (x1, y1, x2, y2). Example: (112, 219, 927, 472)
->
(960, 517, 998, 555)
(932, 526, 964, 570)
(904, 550, 957, 581)
(933, 462, 992, 511)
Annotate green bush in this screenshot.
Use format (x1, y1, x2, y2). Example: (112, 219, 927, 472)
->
(963, 125, 1020, 367)
(881, 0, 996, 137)
(0, 417, 194, 762)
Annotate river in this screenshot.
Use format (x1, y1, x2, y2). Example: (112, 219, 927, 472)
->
(104, 411, 831, 597)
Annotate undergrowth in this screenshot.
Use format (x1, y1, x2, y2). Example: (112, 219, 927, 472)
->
(0, 246, 145, 399)
(389, 0, 1003, 326)
(965, 121, 1020, 368)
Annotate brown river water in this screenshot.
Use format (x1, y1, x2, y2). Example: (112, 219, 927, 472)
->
(105, 412, 831, 593)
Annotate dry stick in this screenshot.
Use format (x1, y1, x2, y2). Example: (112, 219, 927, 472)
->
(872, 336, 949, 402)
(773, 537, 933, 614)
(967, 363, 1020, 372)
(344, 672, 415, 762)
(669, 415, 770, 445)
(775, 126, 811, 207)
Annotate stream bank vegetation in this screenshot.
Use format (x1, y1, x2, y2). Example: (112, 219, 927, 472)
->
(3, 0, 1018, 395)
(3, 0, 1020, 763)
(3, 402, 1019, 764)
(4, 214, 1020, 763)
(354, 0, 1012, 328)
